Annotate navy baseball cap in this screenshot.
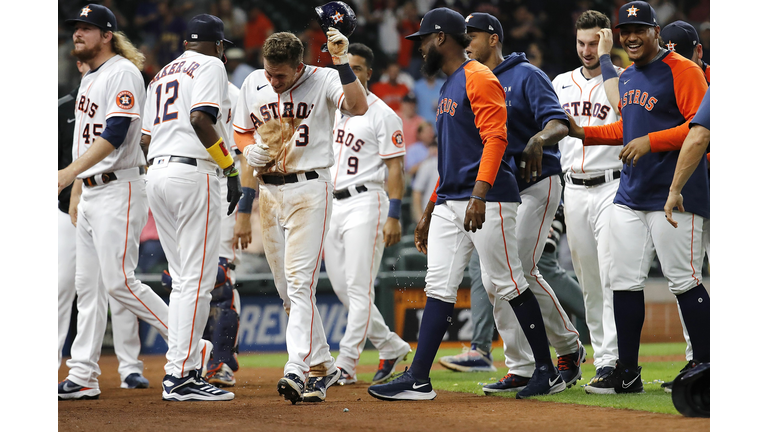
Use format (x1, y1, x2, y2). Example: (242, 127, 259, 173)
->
(661, 21, 699, 59)
(405, 8, 466, 40)
(615, 1, 658, 28)
(465, 12, 503, 44)
(65, 4, 118, 32)
(187, 14, 233, 45)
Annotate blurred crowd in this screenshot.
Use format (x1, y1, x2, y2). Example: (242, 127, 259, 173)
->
(58, 0, 709, 274)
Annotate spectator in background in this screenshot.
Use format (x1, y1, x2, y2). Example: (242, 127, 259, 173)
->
(213, 0, 247, 47)
(153, 0, 186, 67)
(138, 209, 167, 274)
(410, 138, 439, 225)
(398, 1, 422, 78)
(650, 0, 678, 27)
(699, 21, 709, 64)
(526, 41, 558, 80)
(225, 47, 255, 89)
(413, 70, 445, 127)
(300, 20, 332, 66)
(378, 60, 415, 89)
(509, 3, 544, 53)
(404, 120, 435, 179)
(371, 0, 401, 62)
(134, 0, 162, 46)
(398, 93, 424, 149)
(371, 61, 411, 112)
(243, 6, 274, 64)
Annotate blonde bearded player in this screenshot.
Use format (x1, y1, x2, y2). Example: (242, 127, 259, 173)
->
(551, 10, 623, 385)
(57, 4, 177, 400)
(232, 30, 368, 404)
(142, 14, 239, 402)
(324, 43, 412, 387)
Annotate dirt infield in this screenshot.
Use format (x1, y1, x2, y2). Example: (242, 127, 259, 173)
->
(59, 355, 709, 432)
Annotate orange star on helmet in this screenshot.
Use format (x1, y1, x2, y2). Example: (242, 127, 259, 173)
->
(627, 6, 639, 17)
(80, 6, 92, 17)
(666, 41, 677, 51)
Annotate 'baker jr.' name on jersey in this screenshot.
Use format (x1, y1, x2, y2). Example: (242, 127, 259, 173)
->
(148, 60, 202, 85)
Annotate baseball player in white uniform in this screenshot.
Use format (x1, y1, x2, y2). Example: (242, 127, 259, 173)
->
(142, 14, 239, 402)
(205, 82, 256, 387)
(551, 10, 623, 384)
(232, 29, 368, 404)
(58, 60, 149, 390)
(57, 5, 174, 400)
(324, 43, 412, 386)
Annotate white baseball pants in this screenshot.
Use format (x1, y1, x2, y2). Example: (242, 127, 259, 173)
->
(563, 178, 620, 370)
(147, 161, 220, 378)
(259, 171, 336, 379)
(324, 189, 411, 376)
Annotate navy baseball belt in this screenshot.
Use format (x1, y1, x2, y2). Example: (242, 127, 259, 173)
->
(333, 185, 368, 200)
(83, 166, 146, 187)
(262, 170, 319, 185)
(568, 170, 621, 187)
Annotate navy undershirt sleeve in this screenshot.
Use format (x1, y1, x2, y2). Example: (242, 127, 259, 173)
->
(100, 116, 132, 148)
(191, 106, 219, 124)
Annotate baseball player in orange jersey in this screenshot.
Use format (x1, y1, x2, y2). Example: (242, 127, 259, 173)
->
(368, 8, 564, 401)
(142, 14, 240, 401)
(551, 10, 624, 385)
(58, 60, 150, 391)
(600, 18, 712, 375)
(324, 42, 412, 386)
(568, 1, 709, 395)
(232, 29, 368, 404)
(57, 4, 177, 400)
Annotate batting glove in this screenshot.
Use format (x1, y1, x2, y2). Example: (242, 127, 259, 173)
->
(326, 27, 349, 65)
(244, 142, 271, 168)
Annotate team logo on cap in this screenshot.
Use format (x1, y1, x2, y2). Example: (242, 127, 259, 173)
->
(627, 5, 639, 17)
(666, 41, 677, 51)
(116, 91, 135, 109)
(392, 130, 404, 148)
(80, 6, 92, 17)
(332, 11, 344, 24)
(465, 14, 473, 22)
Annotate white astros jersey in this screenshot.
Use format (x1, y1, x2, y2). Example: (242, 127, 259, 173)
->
(331, 92, 405, 191)
(232, 65, 346, 174)
(142, 51, 229, 160)
(220, 81, 241, 262)
(73, 55, 146, 179)
(552, 66, 623, 174)
(224, 82, 240, 154)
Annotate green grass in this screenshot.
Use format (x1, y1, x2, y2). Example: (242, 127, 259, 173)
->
(237, 342, 689, 415)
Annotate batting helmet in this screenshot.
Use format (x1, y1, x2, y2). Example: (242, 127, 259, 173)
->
(315, 1, 357, 37)
(671, 362, 710, 418)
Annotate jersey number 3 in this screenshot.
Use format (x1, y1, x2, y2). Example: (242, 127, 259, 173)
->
(153, 80, 179, 125)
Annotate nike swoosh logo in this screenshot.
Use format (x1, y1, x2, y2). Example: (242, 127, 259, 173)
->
(562, 85, 572, 89)
(257, 84, 268, 91)
(549, 377, 559, 386)
(62, 382, 81, 392)
(622, 375, 640, 389)
(67, 118, 75, 123)
(623, 80, 630, 84)
(412, 382, 429, 390)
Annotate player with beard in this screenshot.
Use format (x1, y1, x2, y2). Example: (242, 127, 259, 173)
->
(368, 8, 565, 401)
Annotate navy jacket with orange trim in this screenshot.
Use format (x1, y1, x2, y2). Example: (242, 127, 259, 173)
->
(583, 50, 709, 218)
(433, 59, 518, 205)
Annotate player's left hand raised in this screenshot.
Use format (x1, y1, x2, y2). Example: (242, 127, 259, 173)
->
(619, 135, 651, 167)
(326, 27, 349, 65)
(520, 137, 543, 183)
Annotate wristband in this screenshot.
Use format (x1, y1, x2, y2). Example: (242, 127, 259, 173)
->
(388, 198, 402, 220)
(238, 187, 256, 214)
(337, 63, 357, 85)
(206, 137, 235, 170)
(470, 195, 486, 202)
(599, 54, 618, 80)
